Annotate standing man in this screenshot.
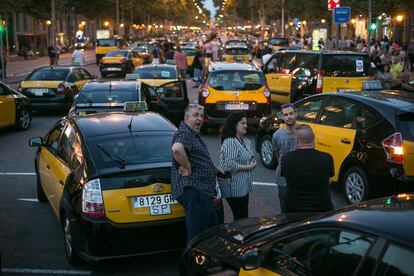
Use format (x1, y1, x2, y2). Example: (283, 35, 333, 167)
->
(171, 104, 224, 243)
(0, 46, 8, 79)
(192, 46, 203, 88)
(71, 46, 85, 66)
(272, 103, 297, 214)
(281, 124, 334, 213)
(407, 40, 414, 72)
(173, 46, 187, 77)
(47, 44, 56, 66)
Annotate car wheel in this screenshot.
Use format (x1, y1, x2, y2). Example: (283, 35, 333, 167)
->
(342, 166, 369, 204)
(16, 108, 31, 131)
(63, 215, 81, 265)
(259, 135, 277, 169)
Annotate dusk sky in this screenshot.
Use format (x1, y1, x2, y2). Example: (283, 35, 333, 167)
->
(203, 0, 218, 18)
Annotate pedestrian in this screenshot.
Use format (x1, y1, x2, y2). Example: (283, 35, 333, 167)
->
(219, 112, 256, 220)
(272, 103, 297, 214)
(171, 104, 224, 243)
(212, 39, 219, 61)
(173, 46, 188, 77)
(261, 47, 273, 66)
(0, 46, 8, 79)
(281, 124, 334, 213)
(390, 56, 403, 81)
(71, 46, 85, 66)
(47, 44, 56, 66)
(407, 40, 414, 72)
(152, 43, 161, 64)
(55, 41, 62, 65)
(204, 40, 213, 60)
(192, 46, 203, 88)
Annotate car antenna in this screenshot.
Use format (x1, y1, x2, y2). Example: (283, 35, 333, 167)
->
(128, 115, 134, 131)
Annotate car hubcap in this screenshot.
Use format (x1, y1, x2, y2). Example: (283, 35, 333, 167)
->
(64, 218, 72, 256)
(19, 110, 30, 129)
(345, 172, 365, 203)
(261, 139, 273, 165)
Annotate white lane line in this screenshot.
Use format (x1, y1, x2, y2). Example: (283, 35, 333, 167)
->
(0, 172, 36, 176)
(1, 268, 92, 275)
(253, 181, 278, 187)
(17, 198, 39, 202)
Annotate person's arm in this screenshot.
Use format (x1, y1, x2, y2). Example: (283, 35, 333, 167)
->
(172, 142, 191, 174)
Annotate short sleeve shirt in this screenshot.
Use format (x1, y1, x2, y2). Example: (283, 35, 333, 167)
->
(171, 122, 216, 200)
(272, 127, 296, 186)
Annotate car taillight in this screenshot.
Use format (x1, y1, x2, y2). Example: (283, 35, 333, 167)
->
(121, 58, 128, 63)
(382, 132, 404, 164)
(316, 69, 323, 93)
(82, 179, 105, 218)
(263, 87, 271, 103)
(56, 83, 65, 95)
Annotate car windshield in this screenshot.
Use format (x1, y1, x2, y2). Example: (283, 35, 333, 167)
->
(76, 90, 139, 104)
(27, 68, 70, 81)
(97, 39, 117, 47)
(322, 55, 370, 77)
(226, 41, 248, 48)
(182, 49, 195, 56)
(89, 134, 173, 169)
(105, 51, 128, 57)
(225, 48, 249, 55)
(269, 38, 288, 46)
(133, 67, 177, 79)
(208, 70, 265, 90)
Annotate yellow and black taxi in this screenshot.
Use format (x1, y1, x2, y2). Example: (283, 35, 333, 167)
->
(0, 81, 32, 130)
(223, 40, 250, 63)
(263, 50, 370, 104)
(126, 64, 183, 87)
(181, 193, 414, 275)
(198, 62, 270, 132)
(256, 88, 414, 203)
(99, 50, 144, 78)
(131, 44, 153, 64)
(95, 38, 127, 65)
(28, 102, 201, 264)
(18, 66, 95, 111)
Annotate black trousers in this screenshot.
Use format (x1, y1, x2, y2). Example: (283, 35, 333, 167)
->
(226, 194, 249, 220)
(409, 54, 414, 72)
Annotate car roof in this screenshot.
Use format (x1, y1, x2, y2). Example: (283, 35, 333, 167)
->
(310, 194, 414, 246)
(209, 62, 260, 72)
(81, 80, 139, 91)
(136, 64, 177, 70)
(35, 66, 76, 71)
(71, 112, 176, 138)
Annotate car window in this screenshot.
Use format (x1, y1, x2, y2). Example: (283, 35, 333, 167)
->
(27, 68, 70, 81)
(45, 123, 65, 152)
(266, 230, 374, 276)
(319, 97, 358, 129)
(225, 48, 249, 55)
(133, 67, 177, 79)
(57, 125, 78, 165)
(207, 70, 265, 91)
(265, 54, 280, 74)
(279, 53, 319, 75)
(0, 84, 7, 95)
(106, 50, 128, 57)
(322, 55, 370, 77)
(377, 243, 414, 276)
(96, 39, 117, 47)
(77, 89, 139, 104)
(157, 82, 183, 99)
(398, 112, 414, 142)
(356, 107, 382, 130)
(80, 69, 92, 79)
(295, 97, 325, 123)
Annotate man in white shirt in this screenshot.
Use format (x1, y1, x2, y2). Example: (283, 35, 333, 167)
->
(261, 47, 273, 66)
(72, 47, 85, 66)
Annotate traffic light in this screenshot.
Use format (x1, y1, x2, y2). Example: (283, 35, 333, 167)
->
(0, 20, 5, 34)
(369, 18, 377, 31)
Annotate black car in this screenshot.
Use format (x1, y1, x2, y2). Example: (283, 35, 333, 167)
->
(0, 81, 32, 130)
(181, 194, 414, 275)
(256, 90, 414, 203)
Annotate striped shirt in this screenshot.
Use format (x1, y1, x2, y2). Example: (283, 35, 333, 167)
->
(171, 122, 216, 200)
(219, 137, 254, 198)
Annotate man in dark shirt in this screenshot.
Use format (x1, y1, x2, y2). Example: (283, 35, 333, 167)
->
(171, 104, 224, 243)
(281, 124, 334, 213)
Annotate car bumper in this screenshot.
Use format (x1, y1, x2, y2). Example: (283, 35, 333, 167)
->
(74, 216, 186, 262)
(26, 95, 72, 110)
(100, 64, 128, 73)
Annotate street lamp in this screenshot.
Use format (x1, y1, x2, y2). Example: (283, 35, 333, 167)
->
(351, 19, 356, 25)
(321, 19, 326, 24)
(104, 21, 109, 27)
(396, 15, 403, 22)
(81, 21, 86, 26)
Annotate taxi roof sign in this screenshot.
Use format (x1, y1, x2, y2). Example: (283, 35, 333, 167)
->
(362, 80, 383, 91)
(123, 101, 148, 112)
(125, 73, 140, 80)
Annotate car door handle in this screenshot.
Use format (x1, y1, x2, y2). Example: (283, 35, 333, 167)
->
(341, 139, 351, 144)
(46, 165, 51, 170)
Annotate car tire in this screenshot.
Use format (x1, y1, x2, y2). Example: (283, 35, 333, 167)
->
(342, 166, 369, 204)
(15, 108, 31, 131)
(36, 169, 47, 202)
(259, 135, 277, 169)
(63, 215, 82, 266)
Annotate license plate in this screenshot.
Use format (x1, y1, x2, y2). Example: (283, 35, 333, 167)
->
(31, 88, 48, 96)
(225, 103, 249, 110)
(149, 205, 171, 216)
(107, 67, 121, 71)
(133, 194, 177, 208)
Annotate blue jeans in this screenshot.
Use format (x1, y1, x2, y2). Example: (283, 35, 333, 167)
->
(193, 68, 201, 84)
(179, 187, 219, 243)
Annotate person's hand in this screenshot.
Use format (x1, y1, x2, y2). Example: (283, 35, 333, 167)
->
(249, 159, 257, 170)
(179, 166, 191, 176)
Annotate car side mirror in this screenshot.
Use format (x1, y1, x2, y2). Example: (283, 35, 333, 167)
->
(29, 137, 43, 147)
(241, 248, 263, 271)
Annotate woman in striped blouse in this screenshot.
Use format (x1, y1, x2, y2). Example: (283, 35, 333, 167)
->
(219, 112, 257, 220)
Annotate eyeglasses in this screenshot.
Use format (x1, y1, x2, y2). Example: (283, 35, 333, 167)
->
(280, 103, 294, 109)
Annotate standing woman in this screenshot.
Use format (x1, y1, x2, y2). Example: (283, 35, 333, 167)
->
(220, 112, 257, 220)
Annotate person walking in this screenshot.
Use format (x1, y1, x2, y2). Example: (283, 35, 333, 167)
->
(272, 103, 297, 214)
(281, 124, 334, 213)
(0, 47, 8, 79)
(47, 44, 56, 66)
(173, 46, 188, 77)
(55, 41, 62, 65)
(191, 46, 203, 88)
(219, 112, 256, 220)
(71, 46, 85, 66)
(171, 104, 224, 243)
(407, 40, 414, 72)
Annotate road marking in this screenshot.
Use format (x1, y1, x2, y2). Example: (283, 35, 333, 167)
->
(17, 198, 39, 202)
(253, 181, 278, 187)
(1, 268, 92, 275)
(0, 172, 36, 176)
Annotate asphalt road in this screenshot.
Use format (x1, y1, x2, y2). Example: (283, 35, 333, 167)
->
(0, 60, 347, 275)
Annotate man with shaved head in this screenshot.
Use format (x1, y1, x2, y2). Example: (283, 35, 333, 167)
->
(280, 124, 334, 213)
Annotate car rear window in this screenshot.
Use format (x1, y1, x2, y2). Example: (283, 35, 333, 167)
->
(279, 53, 319, 74)
(269, 38, 288, 46)
(226, 41, 248, 48)
(27, 68, 70, 81)
(398, 112, 414, 141)
(133, 67, 177, 79)
(77, 90, 139, 104)
(89, 134, 173, 169)
(208, 70, 265, 91)
(322, 55, 369, 77)
(97, 39, 117, 47)
(106, 51, 128, 57)
(225, 48, 249, 55)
